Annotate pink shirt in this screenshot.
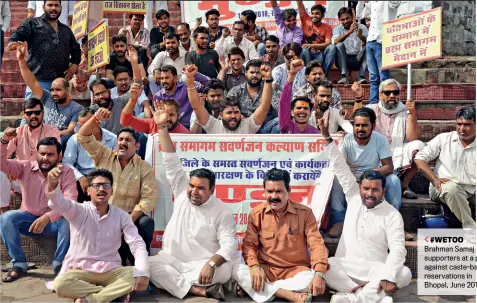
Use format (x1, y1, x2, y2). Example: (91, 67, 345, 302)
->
(0, 143, 77, 222)
(47, 187, 150, 277)
(368, 104, 409, 144)
(7, 123, 61, 161)
(120, 112, 190, 134)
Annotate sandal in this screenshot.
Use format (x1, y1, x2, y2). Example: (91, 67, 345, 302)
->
(2, 266, 27, 282)
(304, 291, 313, 303)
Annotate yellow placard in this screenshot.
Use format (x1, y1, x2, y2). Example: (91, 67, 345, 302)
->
(103, 0, 147, 14)
(382, 7, 442, 70)
(71, 1, 89, 39)
(87, 20, 110, 73)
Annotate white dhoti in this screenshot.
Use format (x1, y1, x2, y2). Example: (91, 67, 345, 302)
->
(326, 257, 412, 303)
(149, 251, 233, 299)
(232, 264, 314, 303)
(393, 140, 425, 170)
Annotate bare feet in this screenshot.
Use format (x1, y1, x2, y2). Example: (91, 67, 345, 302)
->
(292, 292, 310, 303)
(74, 298, 88, 303)
(236, 283, 245, 297)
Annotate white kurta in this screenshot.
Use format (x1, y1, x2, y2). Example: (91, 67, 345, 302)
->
(324, 143, 411, 302)
(149, 152, 237, 299)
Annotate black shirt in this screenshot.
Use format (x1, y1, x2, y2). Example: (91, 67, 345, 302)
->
(208, 26, 226, 46)
(8, 15, 81, 81)
(185, 49, 221, 79)
(150, 25, 175, 58)
(106, 53, 133, 75)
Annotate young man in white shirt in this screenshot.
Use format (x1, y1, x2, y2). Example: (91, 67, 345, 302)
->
(186, 64, 273, 134)
(148, 105, 237, 300)
(317, 113, 411, 303)
(415, 107, 476, 229)
(215, 20, 259, 62)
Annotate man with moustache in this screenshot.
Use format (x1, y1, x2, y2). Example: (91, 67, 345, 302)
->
(148, 33, 186, 95)
(106, 35, 136, 82)
(153, 64, 210, 129)
(272, 43, 307, 95)
(121, 99, 190, 134)
(119, 14, 150, 70)
(185, 26, 221, 79)
(27, 1, 73, 26)
(176, 23, 196, 53)
(48, 168, 150, 303)
(307, 80, 353, 135)
(241, 10, 269, 56)
(295, 60, 342, 110)
(233, 168, 328, 303)
(204, 8, 227, 49)
(190, 79, 226, 134)
(149, 9, 175, 59)
(259, 35, 285, 69)
(227, 59, 280, 131)
(110, 67, 151, 117)
(0, 134, 77, 282)
(278, 58, 319, 134)
(333, 7, 368, 84)
(297, 0, 336, 74)
(354, 79, 425, 199)
(14, 41, 83, 148)
(148, 111, 237, 300)
(327, 108, 402, 238)
(215, 21, 259, 62)
(63, 108, 117, 203)
(415, 107, 476, 230)
(8, 0, 80, 96)
(217, 47, 246, 92)
(270, 0, 303, 48)
(317, 115, 411, 303)
(77, 108, 158, 266)
(187, 64, 273, 134)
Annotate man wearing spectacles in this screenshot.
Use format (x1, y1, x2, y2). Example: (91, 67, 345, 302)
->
(47, 168, 150, 302)
(76, 108, 158, 267)
(7, 0, 81, 96)
(354, 79, 425, 202)
(0, 135, 77, 282)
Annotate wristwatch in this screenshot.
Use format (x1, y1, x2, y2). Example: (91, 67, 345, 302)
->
(314, 271, 326, 280)
(265, 78, 274, 83)
(208, 260, 217, 270)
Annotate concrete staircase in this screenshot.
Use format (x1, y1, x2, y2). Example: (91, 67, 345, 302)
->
(1, 1, 476, 279)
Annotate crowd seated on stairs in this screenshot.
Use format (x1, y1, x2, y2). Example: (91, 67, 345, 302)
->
(0, 1, 475, 303)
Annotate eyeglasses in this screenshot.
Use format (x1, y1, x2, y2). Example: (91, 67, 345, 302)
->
(382, 90, 400, 96)
(24, 110, 43, 116)
(52, 32, 59, 45)
(89, 183, 112, 190)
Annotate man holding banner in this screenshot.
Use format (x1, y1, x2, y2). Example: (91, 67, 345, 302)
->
(233, 168, 328, 303)
(148, 104, 237, 300)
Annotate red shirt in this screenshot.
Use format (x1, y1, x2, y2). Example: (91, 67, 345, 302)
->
(120, 112, 190, 134)
(300, 11, 332, 44)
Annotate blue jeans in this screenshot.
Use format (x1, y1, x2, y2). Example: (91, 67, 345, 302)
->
(302, 44, 337, 75)
(0, 210, 70, 270)
(25, 80, 53, 99)
(258, 117, 280, 134)
(136, 132, 148, 160)
(366, 41, 390, 104)
(257, 42, 266, 57)
(329, 174, 402, 226)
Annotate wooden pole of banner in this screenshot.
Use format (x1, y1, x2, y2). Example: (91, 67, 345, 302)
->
(123, 13, 126, 27)
(407, 63, 411, 100)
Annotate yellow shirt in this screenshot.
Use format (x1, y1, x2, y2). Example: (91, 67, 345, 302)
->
(77, 134, 158, 214)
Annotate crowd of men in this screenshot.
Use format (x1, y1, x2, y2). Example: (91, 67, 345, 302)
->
(0, 1, 475, 303)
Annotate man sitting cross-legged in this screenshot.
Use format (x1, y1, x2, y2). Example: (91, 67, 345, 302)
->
(233, 168, 328, 303)
(187, 64, 273, 134)
(317, 113, 411, 303)
(148, 105, 237, 300)
(77, 108, 158, 266)
(48, 167, 149, 303)
(0, 134, 77, 282)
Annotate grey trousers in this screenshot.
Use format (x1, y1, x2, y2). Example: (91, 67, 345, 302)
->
(335, 42, 367, 78)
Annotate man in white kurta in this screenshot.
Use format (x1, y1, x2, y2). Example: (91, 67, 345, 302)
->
(322, 138, 411, 303)
(148, 105, 237, 299)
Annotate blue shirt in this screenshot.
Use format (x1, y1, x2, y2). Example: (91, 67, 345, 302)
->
(63, 129, 117, 180)
(341, 131, 392, 178)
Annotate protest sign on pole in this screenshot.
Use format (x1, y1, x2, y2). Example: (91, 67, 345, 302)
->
(71, 1, 89, 39)
(87, 20, 110, 73)
(381, 7, 442, 70)
(145, 134, 340, 251)
(181, 1, 347, 34)
(103, 0, 147, 14)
